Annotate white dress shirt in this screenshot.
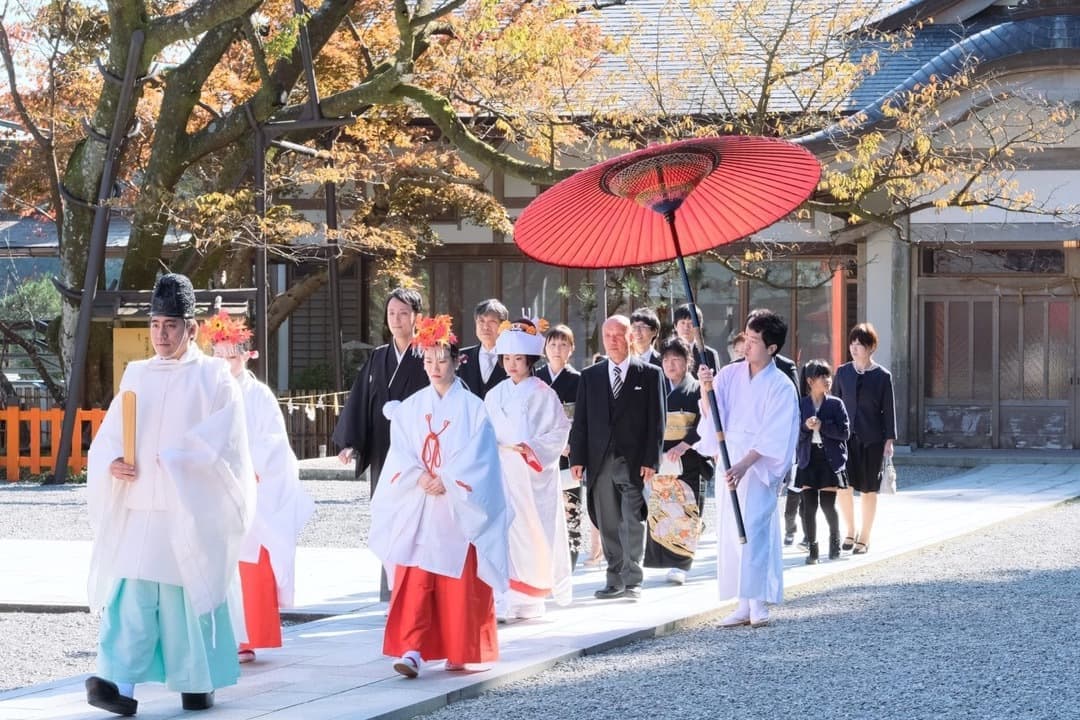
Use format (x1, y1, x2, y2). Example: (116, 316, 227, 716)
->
(480, 347, 498, 383)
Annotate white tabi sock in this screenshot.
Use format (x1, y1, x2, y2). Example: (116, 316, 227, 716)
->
(116, 682, 135, 698)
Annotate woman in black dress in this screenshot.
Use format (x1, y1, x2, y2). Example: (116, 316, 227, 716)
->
(536, 324, 584, 568)
(833, 323, 896, 556)
(643, 337, 712, 585)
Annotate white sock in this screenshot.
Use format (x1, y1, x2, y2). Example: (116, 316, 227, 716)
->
(749, 599, 767, 616)
(116, 682, 135, 698)
(736, 598, 750, 614)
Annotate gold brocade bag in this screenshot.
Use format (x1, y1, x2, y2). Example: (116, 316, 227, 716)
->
(647, 469, 702, 559)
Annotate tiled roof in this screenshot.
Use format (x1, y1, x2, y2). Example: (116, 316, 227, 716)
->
(576, 2, 1079, 125)
(583, 0, 872, 116)
(0, 215, 190, 257)
(803, 13, 1080, 143)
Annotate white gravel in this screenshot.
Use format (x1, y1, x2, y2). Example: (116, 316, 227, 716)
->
(424, 498, 1080, 720)
(1, 465, 991, 699)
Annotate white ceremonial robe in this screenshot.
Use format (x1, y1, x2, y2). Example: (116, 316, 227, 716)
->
(86, 345, 256, 617)
(236, 370, 315, 607)
(484, 376, 573, 606)
(368, 380, 511, 594)
(698, 361, 798, 604)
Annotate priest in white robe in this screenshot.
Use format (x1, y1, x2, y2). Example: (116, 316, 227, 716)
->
(84, 274, 255, 717)
(697, 309, 799, 628)
(368, 314, 510, 679)
(203, 310, 315, 663)
(485, 319, 572, 620)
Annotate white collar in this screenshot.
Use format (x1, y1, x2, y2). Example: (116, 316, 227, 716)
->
(390, 339, 411, 362)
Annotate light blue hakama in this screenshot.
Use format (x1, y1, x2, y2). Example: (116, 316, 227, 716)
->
(97, 579, 239, 693)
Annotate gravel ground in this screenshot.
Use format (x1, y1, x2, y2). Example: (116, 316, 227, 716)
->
(426, 499, 1080, 720)
(0, 465, 970, 695)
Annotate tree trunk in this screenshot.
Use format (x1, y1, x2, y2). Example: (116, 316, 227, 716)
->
(267, 254, 357, 334)
(57, 22, 152, 407)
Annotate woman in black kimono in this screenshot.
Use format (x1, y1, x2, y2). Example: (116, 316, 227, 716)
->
(644, 337, 712, 585)
(536, 324, 584, 568)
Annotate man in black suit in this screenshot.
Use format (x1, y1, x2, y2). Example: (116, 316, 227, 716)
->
(457, 298, 509, 398)
(570, 315, 664, 600)
(673, 304, 722, 377)
(333, 287, 429, 600)
(629, 307, 663, 367)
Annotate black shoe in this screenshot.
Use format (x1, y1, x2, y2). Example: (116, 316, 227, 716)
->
(797, 538, 810, 550)
(594, 585, 626, 599)
(828, 535, 841, 560)
(624, 585, 642, 599)
(181, 692, 215, 711)
(783, 532, 795, 546)
(85, 676, 138, 717)
(805, 542, 819, 565)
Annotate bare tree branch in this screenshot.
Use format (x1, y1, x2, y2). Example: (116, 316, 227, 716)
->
(0, 321, 65, 405)
(0, 16, 64, 235)
(147, 0, 264, 52)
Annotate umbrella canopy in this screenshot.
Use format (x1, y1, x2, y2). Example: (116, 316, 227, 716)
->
(513, 136, 821, 268)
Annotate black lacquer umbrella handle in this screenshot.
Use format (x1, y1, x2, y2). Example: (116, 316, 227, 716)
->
(667, 213, 747, 544)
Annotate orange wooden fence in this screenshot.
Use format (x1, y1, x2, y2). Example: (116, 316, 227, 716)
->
(0, 407, 107, 481)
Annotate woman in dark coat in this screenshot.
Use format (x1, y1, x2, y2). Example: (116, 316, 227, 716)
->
(795, 360, 849, 564)
(643, 337, 712, 585)
(833, 323, 896, 556)
(536, 324, 583, 568)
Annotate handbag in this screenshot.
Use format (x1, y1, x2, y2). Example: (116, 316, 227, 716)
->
(878, 456, 897, 494)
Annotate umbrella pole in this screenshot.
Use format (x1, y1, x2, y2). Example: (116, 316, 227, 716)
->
(667, 214, 747, 544)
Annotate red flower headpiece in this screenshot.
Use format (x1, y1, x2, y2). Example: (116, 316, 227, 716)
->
(199, 310, 253, 347)
(497, 318, 550, 336)
(412, 314, 457, 351)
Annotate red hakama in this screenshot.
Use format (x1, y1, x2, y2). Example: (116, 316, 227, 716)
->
(238, 546, 282, 650)
(383, 545, 498, 664)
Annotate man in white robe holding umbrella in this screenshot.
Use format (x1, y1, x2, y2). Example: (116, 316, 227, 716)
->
(698, 309, 799, 628)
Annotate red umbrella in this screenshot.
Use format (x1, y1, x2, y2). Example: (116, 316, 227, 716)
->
(514, 135, 821, 543)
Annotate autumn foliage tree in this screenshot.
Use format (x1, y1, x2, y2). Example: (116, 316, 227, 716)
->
(1, 0, 1076, 404)
(0, 0, 613, 403)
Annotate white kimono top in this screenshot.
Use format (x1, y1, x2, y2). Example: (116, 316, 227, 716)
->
(236, 370, 315, 608)
(698, 360, 798, 604)
(86, 345, 256, 616)
(368, 380, 511, 593)
(484, 376, 572, 605)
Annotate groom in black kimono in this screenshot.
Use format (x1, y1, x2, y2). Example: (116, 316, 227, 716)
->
(570, 315, 664, 600)
(333, 287, 428, 600)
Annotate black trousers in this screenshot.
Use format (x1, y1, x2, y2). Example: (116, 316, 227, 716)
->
(591, 455, 646, 588)
(783, 468, 802, 537)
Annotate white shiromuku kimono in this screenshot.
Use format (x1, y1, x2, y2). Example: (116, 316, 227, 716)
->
(368, 379, 511, 594)
(236, 370, 315, 608)
(697, 361, 798, 604)
(484, 376, 573, 607)
(86, 345, 256, 620)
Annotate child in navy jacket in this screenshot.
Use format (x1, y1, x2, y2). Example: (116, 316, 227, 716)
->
(795, 360, 850, 563)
